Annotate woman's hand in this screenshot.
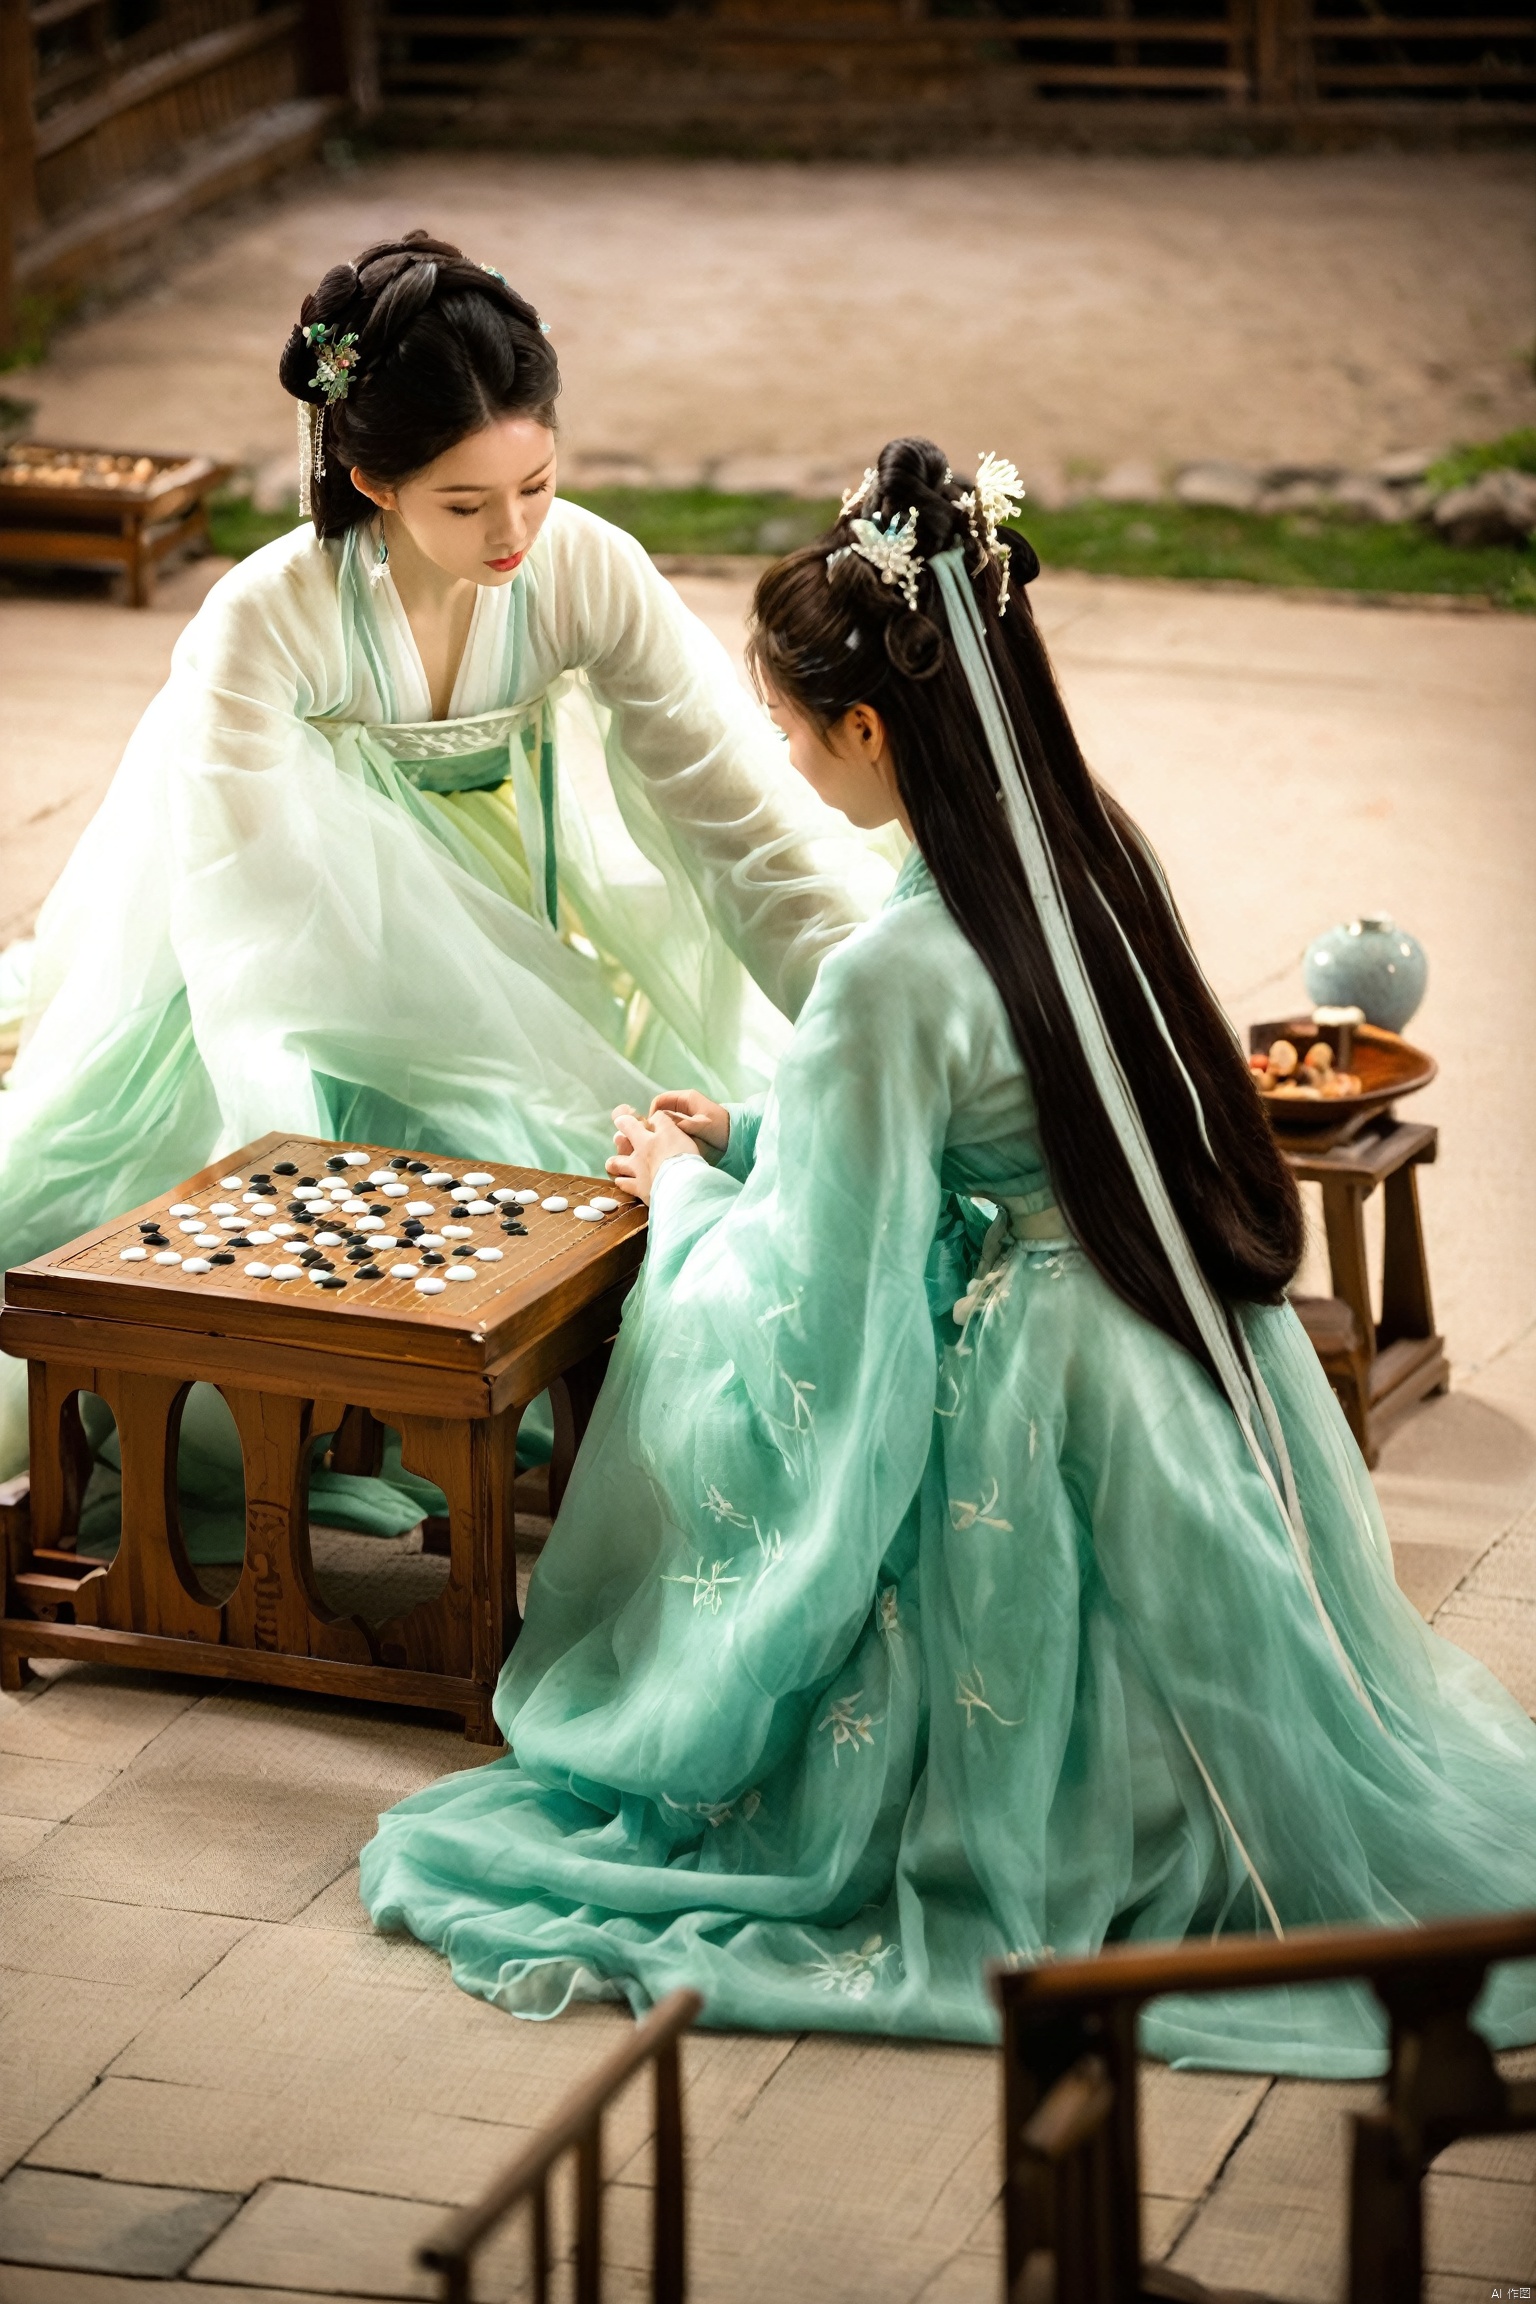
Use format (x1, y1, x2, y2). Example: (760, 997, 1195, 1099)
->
(607, 1103, 704, 1205)
(648, 1089, 730, 1154)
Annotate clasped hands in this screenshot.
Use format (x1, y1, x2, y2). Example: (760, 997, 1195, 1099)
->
(607, 1090, 729, 1205)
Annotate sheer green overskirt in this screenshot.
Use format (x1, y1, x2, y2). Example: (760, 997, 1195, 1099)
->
(361, 873, 1536, 2074)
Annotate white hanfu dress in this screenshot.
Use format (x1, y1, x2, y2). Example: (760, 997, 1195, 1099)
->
(0, 502, 871, 1503)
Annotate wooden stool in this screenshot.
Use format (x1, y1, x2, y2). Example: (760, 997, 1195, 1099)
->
(0, 1133, 646, 1742)
(1285, 1115, 1448, 1468)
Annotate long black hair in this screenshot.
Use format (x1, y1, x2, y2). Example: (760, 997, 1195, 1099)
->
(747, 436, 1303, 1379)
(278, 229, 560, 539)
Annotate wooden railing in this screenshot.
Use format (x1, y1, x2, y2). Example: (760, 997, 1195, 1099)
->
(0, 0, 370, 355)
(417, 1988, 703, 2304)
(367, 0, 1536, 120)
(993, 1909, 1536, 2304)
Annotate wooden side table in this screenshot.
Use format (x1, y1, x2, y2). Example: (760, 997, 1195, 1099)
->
(0, 444, 233, 606)
(0, 1133, 647, 1741)
(1284, 1114, 1448, 1467)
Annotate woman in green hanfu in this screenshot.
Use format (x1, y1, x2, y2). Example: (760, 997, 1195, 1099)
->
(0, 233, 870, 1533)
(361, 438, 1536, 2076)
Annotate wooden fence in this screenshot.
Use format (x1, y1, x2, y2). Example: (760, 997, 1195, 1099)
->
(364, 0, 1536, 145)
(0, 0, 372, 355)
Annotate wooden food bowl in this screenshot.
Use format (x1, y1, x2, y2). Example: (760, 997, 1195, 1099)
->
(1247, 1017, 1436, 1148)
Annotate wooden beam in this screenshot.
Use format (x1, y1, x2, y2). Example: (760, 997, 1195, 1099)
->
(379, 10, 1262, 41)
(0, 0, 38, 244)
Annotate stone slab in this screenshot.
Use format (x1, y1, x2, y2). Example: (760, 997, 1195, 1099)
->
(1, 1885, 246, 1994)
(182, 2179, 526, 2302)
(0, 1821, 56, 1875)
(0, 2272, 383, 2304)
(0, 1675, 199, 1772)
(18, 1694, 483, 1922)
(1434, 1591, 1536, 1715)
(1424, 2168, 1536, 2281)
(0, 2168, 239, 2278)
(1389, 1539, 1484, 1621)
(1139, 2065, 1271, 2203)
(1168, 2078, 1379, 2304)
(0, 1967, 187, 2178)
(290, 1865, 372, 1932)
(0, 1755, 121, 1823)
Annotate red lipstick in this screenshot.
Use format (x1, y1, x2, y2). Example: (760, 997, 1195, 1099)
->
(485, 550, 525, 572)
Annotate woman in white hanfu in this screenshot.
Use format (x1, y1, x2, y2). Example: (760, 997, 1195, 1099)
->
(0, 231, 869, 1525)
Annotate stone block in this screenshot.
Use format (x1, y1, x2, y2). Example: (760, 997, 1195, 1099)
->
(1424, 2168, 1536, 2279)
(0, 2167, 239, 2276)
(183, 2180, 528, 2301)
(1168, 2077, 1378, 2304)
(290, 1865, 371, 1931)
(1455, 1515, 1536, 1605)
(0, 1674, 197, 1772)
(19, 1692, 480, 1922)
(0, 1967, 179, 2176)
(0, 1755, 120, 1823)
(1435, 1592, 1536, 1715)
(1390, 1537, 1483, 1620)
(0, 1819, 56, 1874)
(1, 1885, 246, 1993)
(1173, 462, 1261, 512)
(1139, 2065, 1270, 2203)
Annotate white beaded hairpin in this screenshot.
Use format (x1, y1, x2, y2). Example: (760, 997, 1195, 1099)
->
(828, 452, 1026, 615)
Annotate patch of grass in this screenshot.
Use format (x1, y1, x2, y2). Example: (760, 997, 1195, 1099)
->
(206, 488, 1534, 610)
(0, 286, 83, 372)
(1426, 428, 1536, 492)
(207, 492, 306, 559)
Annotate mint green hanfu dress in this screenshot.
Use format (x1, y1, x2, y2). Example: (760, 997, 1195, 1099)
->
(0, 504, 871, 1544)
(360, 848, 1536, 2075)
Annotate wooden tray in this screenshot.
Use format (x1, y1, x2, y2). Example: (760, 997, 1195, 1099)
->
(1248, 1017, 1436, 1148)
(0, 440, 233, 605)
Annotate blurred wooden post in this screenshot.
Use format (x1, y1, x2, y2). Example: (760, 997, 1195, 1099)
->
(0, 0, 37, 355)
(302, 0, 379, 118)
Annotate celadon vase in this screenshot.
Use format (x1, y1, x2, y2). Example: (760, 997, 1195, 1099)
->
(1302, 914, 1427, 1033)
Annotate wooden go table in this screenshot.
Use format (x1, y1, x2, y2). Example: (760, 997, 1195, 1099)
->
(0, 1135, 646, 1741)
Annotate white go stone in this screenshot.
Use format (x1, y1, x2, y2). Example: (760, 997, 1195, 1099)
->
(209, 1202, 236, 1216)
(466, 1198, 494, 1216)
(369, 1170, 395, 1186)
(342, 1197, 370, 1214)
(574, 1207, 603, 1222)
(183, 1258, 212, 1275)
(250, 1201, 277, 1216)
(344, 1151, 370, 1166)
(193, 1233, 221, 1249)
(422, 1171, 453, 1188)
(390, 1262, 420, 1280)
(512, 1189, 539, 1205)
(293, 1186, 322, 1201)
(244, 1261, 273, 1277)
(405, 1200, 436, 1216)
(219, 1175, 244, 1189)
(271, 1263, 303, 1282)
(491, 1187, 518, 1203)
(372, 1235, 398, 1250)
(120, 1246, 147, 1261)
(541, 1196, 569, 1213)
(415, 1275, 447, 1295)
(474, 1245, 504, 1261)
(248, 1229, 277, 1245)
(219, 1215, 245, 1230)
(449, 1186, 475, 1202)
(461, 1171, 495, 1187)
(314, 1231, 343, 1247)
(444, 1264, 475, 1282)
(415, 1233, 445, 1250)
(382, 1181, 409, 1197)
(589, 1197, 620, 1212)
(154, 1250, 182, 1265)
(178, 1219, 205, 1234)
(270, 1222, 297, 1238)
(442, 1224, 473, 1239)
(356, 1216, 384, 1232)
(169, 1202, 198, 1216)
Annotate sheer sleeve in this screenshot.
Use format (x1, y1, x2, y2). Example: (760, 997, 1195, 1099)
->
(541, 505, 873, 1032)
(498, 892, 981, 1802)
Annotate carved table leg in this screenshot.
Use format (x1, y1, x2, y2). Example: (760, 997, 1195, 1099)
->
(221, 1388, 372, 1662)
(384, 1407, 521, 1741)
(83, 1371, 222, 1640)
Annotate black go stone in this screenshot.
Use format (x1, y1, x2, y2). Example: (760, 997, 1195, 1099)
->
(227, 1235, 251, 1249)
(138, 1220, 160, 1233)
(389, 1155, 410, 1170)
(273, 1162, 296, 1176)
(345, 1244, 373, 1262)
(401, 1220, 424, 1239)
(211, 1252, 236, 1266)
(299, 1250, 325, 1267)
(356, 1264, 383, 1280)
(451, 1244, 474, 1258)
(406, 1159, 429, 1173)
(325, 1155, 347, 1171)
(143, 1234, 169, 1249)
(318, 1275, 347, 1290)
(421, 1251, 445, 1266)
(368, 1202, 390, 1216)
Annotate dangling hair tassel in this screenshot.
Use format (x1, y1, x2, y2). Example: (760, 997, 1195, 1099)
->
(297, 401, 324, 520)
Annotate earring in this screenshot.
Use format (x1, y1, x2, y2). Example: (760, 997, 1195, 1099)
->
(369, 523, 390, 587)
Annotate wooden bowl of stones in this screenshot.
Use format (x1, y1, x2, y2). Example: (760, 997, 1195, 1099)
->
(1247, 1008, 1436, 1146)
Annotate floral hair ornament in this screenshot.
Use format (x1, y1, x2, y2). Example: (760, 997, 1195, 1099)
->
(827, 504, 925, 612)
(958, 451, 1026, 612)
(295, 321, 360, 516)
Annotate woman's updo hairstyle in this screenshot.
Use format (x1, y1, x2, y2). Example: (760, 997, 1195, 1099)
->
(748, 436, 1038, 726)
(278, 228, 560, 538)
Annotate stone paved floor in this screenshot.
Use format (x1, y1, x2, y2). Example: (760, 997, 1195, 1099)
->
(1, 563, 1533, 2299)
